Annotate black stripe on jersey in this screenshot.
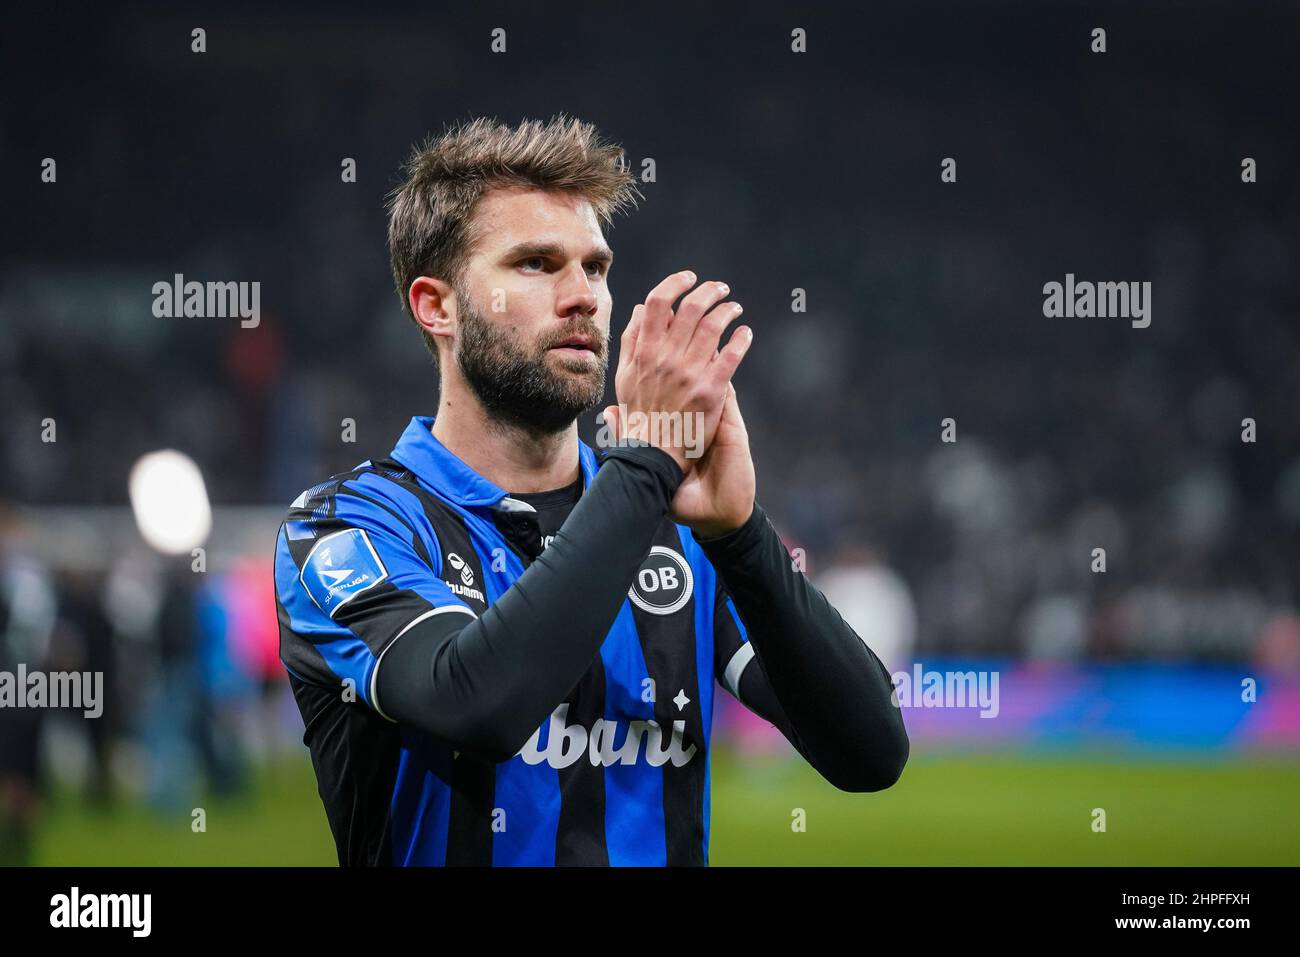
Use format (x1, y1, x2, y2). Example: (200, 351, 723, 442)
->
(275, 582, 335, 690)
(373, 461, 502, 616)
(627, 521, 708, 866)
(336, 479, 435, 570)
(399, 468, 613, 865)
(554, 651, 609, 865)
(444, 753, 497, 866)
(285, 472, 434, 571)
(289, 673, 402, 866)
(420, 510, 496, 864)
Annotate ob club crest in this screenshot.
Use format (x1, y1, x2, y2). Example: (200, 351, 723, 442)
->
(629, 546, 693, 616)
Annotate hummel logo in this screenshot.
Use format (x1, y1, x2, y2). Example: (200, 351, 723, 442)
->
(447, 552, 475, 587)
(442, 551, 485, 604)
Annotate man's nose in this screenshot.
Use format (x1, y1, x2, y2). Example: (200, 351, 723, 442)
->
(556, 262, 598, 316)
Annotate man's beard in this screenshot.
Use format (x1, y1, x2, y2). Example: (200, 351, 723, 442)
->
(454, 292, 609, 436)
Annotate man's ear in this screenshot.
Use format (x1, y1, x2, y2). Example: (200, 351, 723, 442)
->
(409, 276, 457, 342)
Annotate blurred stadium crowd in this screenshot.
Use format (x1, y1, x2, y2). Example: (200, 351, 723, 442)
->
(2, 6, 1297, 861)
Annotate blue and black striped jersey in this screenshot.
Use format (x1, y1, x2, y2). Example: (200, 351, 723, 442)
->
(274, 416, 766, 865)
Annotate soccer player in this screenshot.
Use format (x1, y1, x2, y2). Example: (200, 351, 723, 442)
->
(273, 115, 908, 866)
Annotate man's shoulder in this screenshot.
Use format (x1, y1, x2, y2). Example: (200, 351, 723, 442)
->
(277, 459, 440, 561)
(282, 458, 426, 521)
(275, 459, 449, 604)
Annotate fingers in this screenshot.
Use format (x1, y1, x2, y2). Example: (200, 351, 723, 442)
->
(709, 324, 754, 386)
(720, 381, 748, 436)
(616, 271, 752, 472)
(669, 279, 732, 355)
(684, 299, 744, 367)
(618, 304, 644, 374)
(640, 270, 698, 354)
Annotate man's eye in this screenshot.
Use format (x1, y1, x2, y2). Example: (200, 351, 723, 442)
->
(520, 257, 545, 271)
(585, 262, 605, 277)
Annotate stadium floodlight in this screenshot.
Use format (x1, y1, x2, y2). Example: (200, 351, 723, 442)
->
(128, 449, 212, 555)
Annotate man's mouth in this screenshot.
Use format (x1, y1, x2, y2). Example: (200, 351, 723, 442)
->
(548, 334, 599, 356)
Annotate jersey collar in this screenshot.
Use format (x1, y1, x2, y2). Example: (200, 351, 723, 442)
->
(390, 415, 599, 508)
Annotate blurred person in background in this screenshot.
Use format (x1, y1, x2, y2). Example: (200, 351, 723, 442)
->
(818, 541, 917, 675)
(56, 570, 118, 807)
(194, 571, 253, 797)
(145, 559, 223, 810)
(227, 549, 290, 758)
(0, 504, 58, 865)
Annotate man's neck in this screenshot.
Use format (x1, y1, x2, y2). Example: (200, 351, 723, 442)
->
(431, 389, 581, 495)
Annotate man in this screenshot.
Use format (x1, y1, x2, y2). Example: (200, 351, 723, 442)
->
(274, 115, 907, 866)
(0, 504, 58, 865)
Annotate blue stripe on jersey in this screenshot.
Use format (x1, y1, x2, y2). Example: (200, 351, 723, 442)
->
(448, 506, 562, 866)
(678, 526, 717, 752)
(599, 601, 666, 866)
(492, 742, 561, 865)
(725, 596, 749, 642)
(486, 552, 562, 864)
(342, 471, 445, 577)
(389, 733, 454, 866)
(339, 476, 507, 865)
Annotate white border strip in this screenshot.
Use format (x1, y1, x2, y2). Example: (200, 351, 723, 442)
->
(722, 642, 756, 702)
(369, 604, 477, 722)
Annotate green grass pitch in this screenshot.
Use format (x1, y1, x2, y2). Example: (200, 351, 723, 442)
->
(32, 748, 1300, 866)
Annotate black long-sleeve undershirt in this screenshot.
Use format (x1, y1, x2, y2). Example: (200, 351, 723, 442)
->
(375, 442, 683, 762)
(697, 505, 909, 792)
(376, 445, 908, 791)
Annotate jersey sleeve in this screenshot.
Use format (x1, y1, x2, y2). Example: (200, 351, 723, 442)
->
(703, 504, 909, 792)
(274, 478, 476, 715)
(712, 576, 799, 742)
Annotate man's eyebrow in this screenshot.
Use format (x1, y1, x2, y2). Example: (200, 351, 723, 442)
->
(500, 240, 614, 264)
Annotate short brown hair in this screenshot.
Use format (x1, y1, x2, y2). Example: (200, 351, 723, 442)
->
(385, 114, 643, 359)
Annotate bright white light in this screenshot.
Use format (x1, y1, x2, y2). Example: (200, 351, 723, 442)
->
(128, 450, 212, 555)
